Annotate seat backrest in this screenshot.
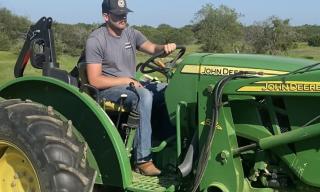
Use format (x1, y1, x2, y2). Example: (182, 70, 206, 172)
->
(77, 62, 89, 86)
(43, 66, 79, 87)
(77, 62, 101, 101)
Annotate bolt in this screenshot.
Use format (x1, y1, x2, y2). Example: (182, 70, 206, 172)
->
(220, 150, 230, 159)
(11, 181, 16, 187)
(14, 173, 19, 179)
(207, 84, 215, 94)
(220, 150, 230, 164)
(48, 106, 54, 116)
(67, 120, 73, 137)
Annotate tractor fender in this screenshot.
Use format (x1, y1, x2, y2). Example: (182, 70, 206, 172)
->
(0, 76, 132, 188)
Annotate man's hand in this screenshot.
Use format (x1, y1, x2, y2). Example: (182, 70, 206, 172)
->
(139, 41, 177, 55)
(163, 43, 176, 55)
(129, 79, 142, 88)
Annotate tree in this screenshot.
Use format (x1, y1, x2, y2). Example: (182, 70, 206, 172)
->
(134, 24, 195, 45)
(53, 22, 94, 56)
(308, 35, 320, 47)
(0, 8, 31, 50)
(133, 25, 163, 44)
(295, 25, 320, 42)
(157, 24, 195, 45)
(157, 24, 174, 44)
(193, 4, 244, 53)
(245, 16, 298, 54)
(0, 32, 10, 51)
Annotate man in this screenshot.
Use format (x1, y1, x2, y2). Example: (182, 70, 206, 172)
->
(85, 0, 176, 176)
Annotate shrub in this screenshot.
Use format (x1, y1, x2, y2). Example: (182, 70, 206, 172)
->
(308, 35, 320, 47)
(0, 32, 11, 51)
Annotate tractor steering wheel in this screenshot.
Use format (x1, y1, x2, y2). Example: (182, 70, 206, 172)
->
(137, 45, 186, 75)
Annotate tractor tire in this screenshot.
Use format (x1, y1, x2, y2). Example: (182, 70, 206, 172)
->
(0, 99, 96, 192)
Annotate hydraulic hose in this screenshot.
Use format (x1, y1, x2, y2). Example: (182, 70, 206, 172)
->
(191, 72, 255, 192)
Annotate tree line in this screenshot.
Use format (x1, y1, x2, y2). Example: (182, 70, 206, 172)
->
(1, 4, 320, 57)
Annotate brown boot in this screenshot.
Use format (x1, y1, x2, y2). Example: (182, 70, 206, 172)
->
(135, 161, 161, 176)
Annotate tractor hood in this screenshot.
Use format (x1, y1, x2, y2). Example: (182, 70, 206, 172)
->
(179, 53, 317, 77)
(165, 53, 319, 127)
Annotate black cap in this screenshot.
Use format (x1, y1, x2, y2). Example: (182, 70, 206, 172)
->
(102, 0, 133, 15)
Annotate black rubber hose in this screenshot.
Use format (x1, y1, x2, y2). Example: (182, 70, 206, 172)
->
(191, 72, 253, 192)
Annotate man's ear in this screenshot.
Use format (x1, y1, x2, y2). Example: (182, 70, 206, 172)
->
(103, 13, 109, 22)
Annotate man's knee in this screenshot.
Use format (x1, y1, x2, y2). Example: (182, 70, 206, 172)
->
(136, 87, 153, 106)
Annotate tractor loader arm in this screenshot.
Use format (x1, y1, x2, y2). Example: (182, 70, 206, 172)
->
(14, 17, 78, 86)
(15, 17, 58, 77)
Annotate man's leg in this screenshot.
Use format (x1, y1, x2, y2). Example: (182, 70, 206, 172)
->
(99, 85, 154, 162)
(144, 82, 175, 138)
(99, 85, 139, 110)
(143, 82, 167, 105)
(100, 85, 162, 176)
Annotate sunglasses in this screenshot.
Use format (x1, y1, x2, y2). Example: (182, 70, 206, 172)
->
(108, 13, 127, 21)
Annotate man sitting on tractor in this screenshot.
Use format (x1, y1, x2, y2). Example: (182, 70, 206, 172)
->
(85, 0, 176, 176)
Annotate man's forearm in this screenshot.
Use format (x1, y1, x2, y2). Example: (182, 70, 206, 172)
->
(88, 75, 138, 89)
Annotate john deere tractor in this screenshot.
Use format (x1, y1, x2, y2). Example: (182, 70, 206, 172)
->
(1, 17, 320, 192)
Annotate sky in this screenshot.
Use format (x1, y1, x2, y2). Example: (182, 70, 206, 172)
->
(0, 0, 319, 27)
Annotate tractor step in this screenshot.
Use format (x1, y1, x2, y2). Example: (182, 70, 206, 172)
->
(126, 171, 178, 192)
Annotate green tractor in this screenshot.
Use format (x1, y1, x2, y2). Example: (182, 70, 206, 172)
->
(1, 17, 320, 192)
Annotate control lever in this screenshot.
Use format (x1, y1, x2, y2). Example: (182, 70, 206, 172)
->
(129, 82, 140, 112)
(122, 82, 141, 156)
(116, 94, 127, 128)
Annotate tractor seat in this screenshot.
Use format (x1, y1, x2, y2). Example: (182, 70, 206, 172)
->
(44, 67, 78, 87)
(103, 100, 126, 112)
(77, 62, 127, 112)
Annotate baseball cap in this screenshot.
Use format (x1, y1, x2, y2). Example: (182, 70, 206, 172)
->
(102, 0, 133, 15)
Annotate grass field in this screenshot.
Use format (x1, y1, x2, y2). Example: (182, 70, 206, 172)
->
(0, 44, 319, 85)
(287, 43, 320, 61)
(0, 51, 79, 85)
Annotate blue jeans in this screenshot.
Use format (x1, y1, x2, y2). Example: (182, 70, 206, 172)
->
(99, 82, 167, 163)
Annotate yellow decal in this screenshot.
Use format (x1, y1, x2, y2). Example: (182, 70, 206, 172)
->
(181, 65, 288, 77)
(238, 81, 320, 92)
(200, 119, 222, 130)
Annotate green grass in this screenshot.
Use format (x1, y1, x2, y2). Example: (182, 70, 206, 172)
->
(0, 43, 319, 85)
(0, 51, 16, 84)
(0, 51, 79, 85)
(287, 43, 320, 61)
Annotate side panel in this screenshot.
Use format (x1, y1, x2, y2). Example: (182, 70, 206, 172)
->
(197, 75, 245, 192)
(0, 77, 132, 188)
(222, 71, 320, 188)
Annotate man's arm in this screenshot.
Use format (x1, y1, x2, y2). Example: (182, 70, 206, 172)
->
(87, 63, 142, 89)
(85, 35, 141, 89)
(138, 41, 176, 55)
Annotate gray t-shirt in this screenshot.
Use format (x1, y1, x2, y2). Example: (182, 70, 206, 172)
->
(85, 26, 147, 78)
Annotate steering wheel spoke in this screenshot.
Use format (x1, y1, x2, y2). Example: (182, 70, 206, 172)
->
(154, 59, 166, 68)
